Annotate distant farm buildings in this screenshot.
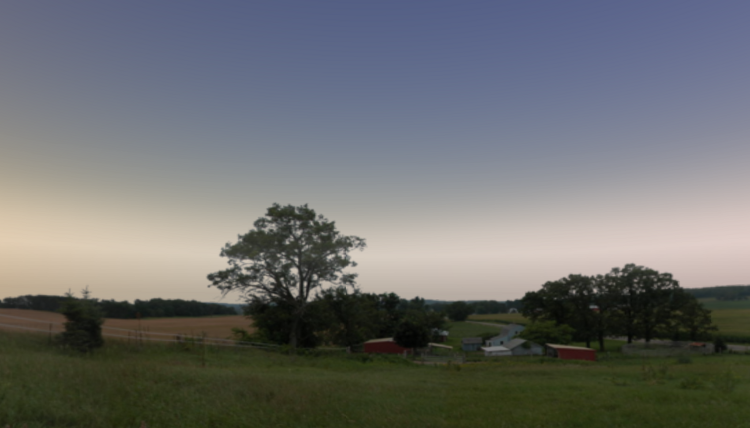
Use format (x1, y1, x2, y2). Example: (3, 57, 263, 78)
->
(363, 338, 410, 354)
(485, 323, 525, 347)
(546, 344, 596, 361)
(461, 337, 483, 352)
(504, 338, 543, 356)
(481, 345, 511, 357)
(363, 338, 454, 355)
(480, 339, 543, 357)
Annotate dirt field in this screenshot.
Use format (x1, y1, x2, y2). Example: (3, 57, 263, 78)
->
(0, 308, 255, 340)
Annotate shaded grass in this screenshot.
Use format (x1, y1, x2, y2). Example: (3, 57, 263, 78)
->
(698, 298, 750, 311)
(710, 309, 750, 336)
(468, 313, 528, 325)
(2, 331, 750, 427)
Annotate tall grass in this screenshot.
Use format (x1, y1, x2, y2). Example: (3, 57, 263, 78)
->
(2, 330, 750, 427)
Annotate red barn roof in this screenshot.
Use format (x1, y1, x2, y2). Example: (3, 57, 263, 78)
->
(363, 338, 411, 354)
(546, 344, 596, 361)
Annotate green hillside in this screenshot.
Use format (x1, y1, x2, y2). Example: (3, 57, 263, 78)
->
(2, 330, 750, 427)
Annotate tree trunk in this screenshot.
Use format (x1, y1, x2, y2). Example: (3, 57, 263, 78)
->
(598, 332, 605, 352)
(289, 316, 299, 353)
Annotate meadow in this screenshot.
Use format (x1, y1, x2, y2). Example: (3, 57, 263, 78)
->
(698, 298, 750, 311)
(2, 329, 750, 428)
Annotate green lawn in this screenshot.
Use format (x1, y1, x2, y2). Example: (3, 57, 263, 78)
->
(2, 331, 750, 427)
(698, 298, 750, 311)
(468, 313, 528, 325)
(710, 309, 750, 337)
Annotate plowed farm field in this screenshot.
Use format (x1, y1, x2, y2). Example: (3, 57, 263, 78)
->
(0, 308, 254, 340)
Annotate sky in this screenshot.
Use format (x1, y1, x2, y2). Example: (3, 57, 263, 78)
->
(1, 1, 749, 304)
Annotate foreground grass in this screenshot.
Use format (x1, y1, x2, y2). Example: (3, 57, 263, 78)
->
(2, 332, 750, 428)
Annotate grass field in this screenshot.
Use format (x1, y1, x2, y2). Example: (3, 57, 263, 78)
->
(698, 298, 750, 311)
(2, 330, 750, 428)
(709, 310, 750, 337)
(468, 313, 528, 324)
(0, 308, 255, 339)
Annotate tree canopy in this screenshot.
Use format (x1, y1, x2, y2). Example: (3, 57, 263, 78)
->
(445, 301, 474, 322)
(521, 264, 716, 350)
(207, 204, 366, 350)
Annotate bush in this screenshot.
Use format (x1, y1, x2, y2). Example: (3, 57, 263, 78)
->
(714, 336, 728, 353)
(58, 288, 104, 353)
(679, 377, 704, 390)
(713, 369, 738, 393)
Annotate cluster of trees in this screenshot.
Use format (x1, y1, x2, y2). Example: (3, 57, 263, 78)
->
(521, 264, 716, 351)
(209, 204, 449, 351)
(0, 295, 236, 319)
(239, 289, 446, 348)
(428, 299, 523, 319)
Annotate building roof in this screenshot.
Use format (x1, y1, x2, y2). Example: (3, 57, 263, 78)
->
(462, 337, 483, 344)
(504, 338, 526, 349)
(428, 343, 453, 350)
(364, 337, 394, 344)
(481, 346, 510, 352)
(546, 344, 595, 351)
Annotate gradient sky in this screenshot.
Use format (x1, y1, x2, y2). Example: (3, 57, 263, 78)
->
(2, 1, 749, 304)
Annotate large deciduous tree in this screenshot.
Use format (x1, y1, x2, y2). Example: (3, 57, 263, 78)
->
(207, 204, 365, 350)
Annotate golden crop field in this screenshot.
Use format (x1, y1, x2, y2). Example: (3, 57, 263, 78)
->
(0, 308, 255, 340)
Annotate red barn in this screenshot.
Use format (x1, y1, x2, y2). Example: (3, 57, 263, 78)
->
(363, 338, 411, 354)
(546, 344, 596, 362)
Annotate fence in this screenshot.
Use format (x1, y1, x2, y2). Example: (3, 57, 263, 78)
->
(621, 341, 714, 357)
(418, 352, 465, 364)
(0, 313, 354, 354)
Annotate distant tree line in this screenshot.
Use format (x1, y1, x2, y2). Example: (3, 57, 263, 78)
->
(686, 285, 750, 301)
(426, 299, 523, 318)
(0, 294, 236, 319)
(521, 264, 716, 351)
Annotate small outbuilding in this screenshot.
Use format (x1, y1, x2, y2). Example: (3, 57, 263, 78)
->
(432, 329, 449, 343)
(546, 344, 596, 361)
(481, 345, 512, 357)
(462, 337, 483, 352)
(363, 338, 411, 355)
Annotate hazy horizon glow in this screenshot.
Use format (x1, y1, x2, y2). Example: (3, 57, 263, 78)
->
(2, 1, 749, 303)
